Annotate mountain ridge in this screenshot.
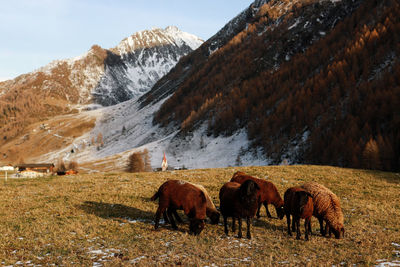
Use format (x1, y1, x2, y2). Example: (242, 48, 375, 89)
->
(0, 26, 202, 154)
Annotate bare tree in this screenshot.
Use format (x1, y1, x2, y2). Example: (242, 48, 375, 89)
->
(127, 149, 152, 173)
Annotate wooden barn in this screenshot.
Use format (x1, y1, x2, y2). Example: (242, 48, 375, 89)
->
(15, 163, 55, 174)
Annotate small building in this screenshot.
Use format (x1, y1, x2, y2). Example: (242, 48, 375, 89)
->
(15, 163, 55, 174)
(19, 170, 45, 178)
(0, 166, 14, 171)
(161, 152, 168, 172)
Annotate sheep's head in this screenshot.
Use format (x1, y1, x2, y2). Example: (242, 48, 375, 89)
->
(189, 219, 205, 235)
(240, 180, 260, 203)
(209, 211, 220, 225)
(331, 224, 345, 239)
(276, 205, 285, 219)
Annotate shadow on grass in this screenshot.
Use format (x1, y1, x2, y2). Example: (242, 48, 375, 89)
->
(78, 201, 154, 223)
(253, 217, 285, 232)
(78, 201, 189, 233)
(357, 169, 400, 184)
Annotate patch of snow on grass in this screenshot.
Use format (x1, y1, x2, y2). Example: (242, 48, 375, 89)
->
(130, 256, 146, 264)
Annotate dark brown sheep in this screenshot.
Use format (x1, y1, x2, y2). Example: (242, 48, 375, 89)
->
(301, 182, 345, 239)
(166, 182, 220, 225)
(231, 171, 284, 219)
(219, 180, 260, 239)
(284, 187, 314, 241)
(151, 180, 207, 235)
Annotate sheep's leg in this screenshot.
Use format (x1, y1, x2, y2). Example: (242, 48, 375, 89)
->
(167, 209, 178, 230)
(265, 203, 272, 218)
(295, 217, 301, 240)
(155, 206, 166, 230)
(256, 202, 262, 218)
(246, 217, 252, 239)
(286, 213, 292, 236)
(232, 217, 236, 233)
(163, 211, 170, 224)
(318, 217, 325, 236)
(237, 217, 243, 239)
(305, 218, 310, 241)
(223, 216, 229, 236)
(291, 216, 296, 233)
(172, 210, 183, 223)
(326, 223, 331, 238)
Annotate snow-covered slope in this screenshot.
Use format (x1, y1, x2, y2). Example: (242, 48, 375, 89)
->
(38, 99, 269, 172)
(94, 26, 203, 105)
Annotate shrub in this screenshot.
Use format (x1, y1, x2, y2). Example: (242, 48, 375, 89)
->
(127, 149, 152, 173)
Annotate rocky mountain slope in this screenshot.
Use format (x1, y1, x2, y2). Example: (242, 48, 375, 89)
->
(0, 27, 202, 152)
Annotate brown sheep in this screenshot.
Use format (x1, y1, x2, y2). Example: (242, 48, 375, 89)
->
(219, 180, 260, 239)
(284, 187, 313, 241)
(151, 180, 207, 235)
(231, 171, 284, 219)
(167, 182, 220, 225)
(301, 182, 345, 239)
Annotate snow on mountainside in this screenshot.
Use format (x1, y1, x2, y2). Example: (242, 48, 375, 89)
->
(94, 26, 203, 106)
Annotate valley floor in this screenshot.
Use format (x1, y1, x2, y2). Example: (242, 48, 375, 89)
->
(0, 165, 399, 266)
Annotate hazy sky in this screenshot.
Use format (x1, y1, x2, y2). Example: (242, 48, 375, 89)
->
(0, 0, 251, 81)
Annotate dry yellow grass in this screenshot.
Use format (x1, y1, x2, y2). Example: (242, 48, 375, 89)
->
(0, 165, 399, 266)
(0, 113, 95, 164)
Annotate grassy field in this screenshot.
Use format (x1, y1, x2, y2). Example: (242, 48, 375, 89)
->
(0, 165, 399, 266)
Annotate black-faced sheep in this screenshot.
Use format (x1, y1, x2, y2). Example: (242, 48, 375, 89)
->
(231, 171, 285, 219)
(284, 187, 313, 240)
(151, 180, 207, 235)
(301, 182, 344, 239)
(219, 180, 260, 239)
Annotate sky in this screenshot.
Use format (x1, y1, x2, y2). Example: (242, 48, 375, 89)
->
(0, 0, 251, 81)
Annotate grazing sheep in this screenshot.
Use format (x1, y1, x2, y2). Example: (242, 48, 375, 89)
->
(151, 180, 207, 235)
(231, 171, 285, 219)
(301, 182, 345, 239)
(219, 180, 260, 239)
(284, 187, 313, 240)
(167, 182, 220, 225)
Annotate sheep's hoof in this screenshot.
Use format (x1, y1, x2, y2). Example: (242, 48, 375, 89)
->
(238, 234, 242, 239)
(246, 234, 251, 239)
(296, 235, 301, 240)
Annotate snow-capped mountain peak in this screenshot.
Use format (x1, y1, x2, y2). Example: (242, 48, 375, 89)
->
(112, 26, 203, 56)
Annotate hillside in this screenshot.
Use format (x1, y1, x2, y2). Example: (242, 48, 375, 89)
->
(0, 166, 399, 265)
(0, 26, 202, 152)
(142, 0, 400, 172)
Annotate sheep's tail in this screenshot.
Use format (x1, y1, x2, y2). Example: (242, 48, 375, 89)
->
(151, 191, 159, 201)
